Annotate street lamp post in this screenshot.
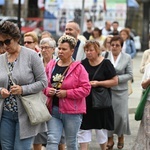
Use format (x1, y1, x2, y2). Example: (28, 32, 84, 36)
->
(142, 0, 150, 51)
(18, 0, 21, 32)
(80, 0, 85, 34)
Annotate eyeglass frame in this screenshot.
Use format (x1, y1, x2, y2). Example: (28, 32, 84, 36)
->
(110, 44, 121, 47)
(24, 41, 35, 45)
(40, 46, 54, 50)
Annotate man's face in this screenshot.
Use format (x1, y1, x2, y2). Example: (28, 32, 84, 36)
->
(112, 23, 119, 31)
(87, 21, 93, 30)
(65, 22, 79, 39)
(106, 22, 111, 30)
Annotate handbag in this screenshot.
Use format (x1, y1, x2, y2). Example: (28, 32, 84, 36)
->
(91, 60, 112, 109)
(135, 86, 150, 121)
(91, 87, 112, 109)
(3, 54, 51, 125)
(128, 80, 133, 95)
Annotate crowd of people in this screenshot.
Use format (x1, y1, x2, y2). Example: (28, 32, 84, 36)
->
(0, 18, 149, 150)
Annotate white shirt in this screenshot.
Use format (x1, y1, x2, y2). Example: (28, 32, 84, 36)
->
(142, 63, 150, 101)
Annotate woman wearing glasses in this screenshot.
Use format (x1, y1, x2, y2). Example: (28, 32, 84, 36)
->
(106, 36, 133, 149)
(0, 21, 48, 149)
(23, 31, 40, 53)
(78, 40, 118, 150)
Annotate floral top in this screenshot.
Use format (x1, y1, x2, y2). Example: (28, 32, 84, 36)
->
(3, 61, 18, 112)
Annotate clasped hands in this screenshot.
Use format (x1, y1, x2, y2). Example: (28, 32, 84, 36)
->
(49, 88, 66, 98)
(0, 85, 22, 98)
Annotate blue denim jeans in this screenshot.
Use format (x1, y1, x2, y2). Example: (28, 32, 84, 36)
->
(46, 106, 82, 150)
(0, 111, 34, 150)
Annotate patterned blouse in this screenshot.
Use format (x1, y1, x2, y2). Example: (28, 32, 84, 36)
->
(3, 61, 18, 112)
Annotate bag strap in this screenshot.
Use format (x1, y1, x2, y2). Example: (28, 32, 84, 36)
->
(3, 54, 16, 85)
(104, 51, 109, 58)
(92, 59, 104, 80)
(55, 61, 73, 89)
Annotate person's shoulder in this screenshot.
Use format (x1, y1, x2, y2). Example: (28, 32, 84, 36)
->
(21, 46, 37, 55)
(145, 63, 150, 71)
(122, 52, 132, 59)
(143, 49, 150, 54)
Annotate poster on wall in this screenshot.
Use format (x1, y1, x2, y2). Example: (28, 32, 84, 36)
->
(44, 0, 126, 35)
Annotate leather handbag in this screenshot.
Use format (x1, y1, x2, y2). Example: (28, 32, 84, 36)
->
(91, 60, 112, 109)
(91, 87, 111, 109)
(135, 86, 150, 121)
(3, 54, 52, 125)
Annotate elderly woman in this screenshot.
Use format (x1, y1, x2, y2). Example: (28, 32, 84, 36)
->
(78, 40, 118, 150)
(44, 35, 91, 150)
(33, 37, 56, 150)
(0, 21, 47, 149)
(106, 36, 133, 149)
(40, 37, 56, 67)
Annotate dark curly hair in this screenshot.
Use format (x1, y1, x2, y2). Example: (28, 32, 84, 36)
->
(0, 21, 21, 40)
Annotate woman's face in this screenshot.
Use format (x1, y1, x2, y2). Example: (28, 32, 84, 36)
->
(110, 40, 122, 56)
(24, 36, 36, 50)
(40, 43, 54, 59)
(106, 37, 111, 50)
(0, 35, 19, 54)
(58, 42, 73, 61)
(120, 31, 128, 41)
(85, 45, 99, 60)
(93, 31, 100, 38)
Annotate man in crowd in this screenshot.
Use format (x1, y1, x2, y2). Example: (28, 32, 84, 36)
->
(65, 21, 85, 61)
(101, 21, 112, 36)
(109, 21, 120, 36)
(83, 19, 93, 40)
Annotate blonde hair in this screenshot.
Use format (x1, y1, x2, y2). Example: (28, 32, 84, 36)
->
(58, 35, 77, 49)
(24, 31, 38, 43)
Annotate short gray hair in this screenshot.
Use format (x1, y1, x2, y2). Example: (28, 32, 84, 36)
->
(40, 37, 56, 48)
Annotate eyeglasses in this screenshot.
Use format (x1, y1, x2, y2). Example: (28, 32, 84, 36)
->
(111, 44, 121, 47)
(40, 46, 53, 50)
(0, 38, 12, 47)
(24, 41, 35, 44)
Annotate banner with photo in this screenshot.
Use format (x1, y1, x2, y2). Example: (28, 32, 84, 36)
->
(44, 0, 126, 35)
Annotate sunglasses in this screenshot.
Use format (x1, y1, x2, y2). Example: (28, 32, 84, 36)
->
(111, 44, 121, 47)
(40, 46, 53, 50)
(24, 41, 34, 44)
(0, 38, 12, 47)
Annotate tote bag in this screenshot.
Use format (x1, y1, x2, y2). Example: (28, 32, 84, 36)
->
(135, 86, 150, 121)
(20, 92, 52, 125)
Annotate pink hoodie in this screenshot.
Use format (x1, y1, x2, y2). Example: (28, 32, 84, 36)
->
(44, 59, 91, 114)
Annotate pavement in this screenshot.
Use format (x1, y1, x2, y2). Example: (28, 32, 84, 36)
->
(89, 52, 143, 150)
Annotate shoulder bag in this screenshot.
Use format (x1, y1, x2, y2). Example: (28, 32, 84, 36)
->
(3, 54, 51, 125)
(135, 86, 150, 121)
(91, 60, 112, 109)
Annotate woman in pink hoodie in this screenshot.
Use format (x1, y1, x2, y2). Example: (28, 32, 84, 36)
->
(44, 35, 91, 150)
